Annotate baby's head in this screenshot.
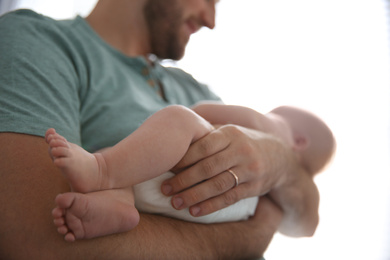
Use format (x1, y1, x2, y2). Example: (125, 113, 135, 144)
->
(270, 106, 336, 175)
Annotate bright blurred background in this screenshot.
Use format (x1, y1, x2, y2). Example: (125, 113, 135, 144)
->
(1, 0, 389, 259)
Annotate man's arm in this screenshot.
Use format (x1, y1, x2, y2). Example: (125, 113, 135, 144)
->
(0, 133, 281, 259)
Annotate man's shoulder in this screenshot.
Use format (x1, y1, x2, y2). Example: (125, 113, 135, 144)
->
(0, 9, 79, 38)
(160, 65, 221, 102)
(163, 66, 201, 87)
(164, 66, 193, 78)
(1, 9, 42, 20)
(0, 9, 53, 27)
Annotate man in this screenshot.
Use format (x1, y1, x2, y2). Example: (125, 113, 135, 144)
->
(0, 0, 319, 259)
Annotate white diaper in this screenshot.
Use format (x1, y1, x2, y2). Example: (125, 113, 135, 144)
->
(134, 172, 258, 223)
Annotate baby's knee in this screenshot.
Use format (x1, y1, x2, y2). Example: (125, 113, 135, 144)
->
(162, 104, 191, 114)
(159, 105, 197, 121)
(157, 105, 211, 134)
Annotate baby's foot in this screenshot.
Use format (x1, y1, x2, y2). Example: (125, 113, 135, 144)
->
(45, 128, 107, 193)
(52, 188, 139, 241)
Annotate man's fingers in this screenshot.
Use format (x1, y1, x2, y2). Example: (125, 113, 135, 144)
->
(168, 171, 236, 209)
(173, 128, 230, 170)
(188, 183, 253, 217)
(163, 149, 238, 196)
(167, 170, 262, 216)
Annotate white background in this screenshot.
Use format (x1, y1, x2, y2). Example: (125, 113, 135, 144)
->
(177, 1, 390, 259)
(5, 0, 390, 259)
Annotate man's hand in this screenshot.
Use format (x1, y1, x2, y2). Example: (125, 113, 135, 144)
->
(162, 125, 289, 215)
(162, 124, 319, 236)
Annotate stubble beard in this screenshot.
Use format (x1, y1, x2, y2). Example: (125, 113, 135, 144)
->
(144, 0, 187, 60)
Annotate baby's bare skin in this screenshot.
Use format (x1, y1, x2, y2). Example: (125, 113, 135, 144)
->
(45, 128, 107, 193)
(45, 106, 215, 241)
(44, 104, 334, 242)
(52, 188, 139, 242)
(45, 128, 139, 242)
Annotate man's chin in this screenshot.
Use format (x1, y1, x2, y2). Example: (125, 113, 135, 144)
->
(158, 49, 186, 61)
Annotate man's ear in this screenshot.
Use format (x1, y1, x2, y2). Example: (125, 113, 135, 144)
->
(293, 135, 309, 151)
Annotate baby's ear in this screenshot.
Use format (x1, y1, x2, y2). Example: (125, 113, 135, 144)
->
(293, 135, 309, 151)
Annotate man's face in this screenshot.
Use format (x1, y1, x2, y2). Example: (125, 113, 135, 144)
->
(144, 0, 216, 60)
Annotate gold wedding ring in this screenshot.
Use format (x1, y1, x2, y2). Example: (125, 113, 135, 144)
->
(227, 169, 239, 187)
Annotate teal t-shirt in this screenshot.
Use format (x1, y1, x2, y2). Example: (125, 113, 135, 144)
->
(0, 9, 220, 151)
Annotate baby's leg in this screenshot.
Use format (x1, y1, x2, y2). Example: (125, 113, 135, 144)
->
(46, 105, 212, 240)
(45, 128, 107, 193)
(46, 105, 214, 192)
(52, 187, 139, 242)
(101, 105, 215, 186)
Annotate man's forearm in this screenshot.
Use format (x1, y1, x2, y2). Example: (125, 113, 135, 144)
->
(0, 133, 281, 259)
(1, 193, 279, 260)
(132, 203, 281, 260)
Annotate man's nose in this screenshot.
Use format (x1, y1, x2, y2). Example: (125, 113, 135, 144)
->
(201, 2, 216, 29)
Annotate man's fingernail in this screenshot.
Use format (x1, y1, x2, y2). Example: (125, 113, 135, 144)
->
(173, 197, 183, 209)
(190, 206, 200, 216)
(162, 184, 172, 195)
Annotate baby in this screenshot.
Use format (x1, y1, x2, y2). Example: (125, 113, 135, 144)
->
(45, 103, 335, 242)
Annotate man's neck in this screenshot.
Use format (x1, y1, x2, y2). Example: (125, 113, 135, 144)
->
(85, 1, 151, 57)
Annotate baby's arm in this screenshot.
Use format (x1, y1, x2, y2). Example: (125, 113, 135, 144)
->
(192, 102, 274, 133)
(192, 103, 295, 148)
